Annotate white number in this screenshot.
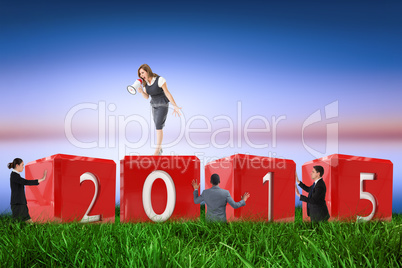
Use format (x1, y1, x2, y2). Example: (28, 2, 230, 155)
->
(80, 172, 101, 223)
(357, 173, 376, 221)
(142, 170, 176, 222)
(263, 172, 273, 221)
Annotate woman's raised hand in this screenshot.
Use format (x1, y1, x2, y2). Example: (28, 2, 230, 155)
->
(137, 84, 144, 94)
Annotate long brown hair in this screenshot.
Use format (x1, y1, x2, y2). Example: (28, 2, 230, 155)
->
(138, 64, 159, 87)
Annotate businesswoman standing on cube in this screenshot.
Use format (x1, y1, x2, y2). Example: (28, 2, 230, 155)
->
(8, 158, 47, 222)
(137, 64, 182, 155)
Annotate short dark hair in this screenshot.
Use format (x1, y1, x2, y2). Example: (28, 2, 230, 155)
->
(313, 165, 324, 177)
(210, 173, 220, 185)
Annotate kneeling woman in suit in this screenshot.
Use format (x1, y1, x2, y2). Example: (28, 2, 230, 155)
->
(8, 158, 47, 222)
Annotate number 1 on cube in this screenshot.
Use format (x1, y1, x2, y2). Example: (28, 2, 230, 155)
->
(263, 172, 272, 221)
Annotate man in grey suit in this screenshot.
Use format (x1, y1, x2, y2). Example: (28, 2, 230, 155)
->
(192, 174, 250, 222)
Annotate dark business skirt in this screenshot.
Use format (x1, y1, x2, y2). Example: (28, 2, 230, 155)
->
(11, 204, 31, 221)
(152, 104, 169, 130)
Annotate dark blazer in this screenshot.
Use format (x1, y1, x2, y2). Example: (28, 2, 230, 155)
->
(10, 171, 39, 205)
(299, 178, 330, 222)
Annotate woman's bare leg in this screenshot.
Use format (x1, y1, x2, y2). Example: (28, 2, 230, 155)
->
(154, 129, 163, 155)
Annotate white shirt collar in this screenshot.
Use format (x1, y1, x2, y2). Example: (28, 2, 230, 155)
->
(12, 169, 20, 174)
(146, 77, 156, 86)
(315, 178, 322, 183)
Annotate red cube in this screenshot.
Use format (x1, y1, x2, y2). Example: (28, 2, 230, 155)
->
(205, 154, 295, 222)
(302, 154, 393, 221)
(25, 154, 116, 223)
(120, 155, 200, 222)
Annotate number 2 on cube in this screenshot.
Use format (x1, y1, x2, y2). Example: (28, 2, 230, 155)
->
(80, 172, 101, 223)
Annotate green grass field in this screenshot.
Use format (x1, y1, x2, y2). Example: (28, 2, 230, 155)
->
(0, 206, 401, 267)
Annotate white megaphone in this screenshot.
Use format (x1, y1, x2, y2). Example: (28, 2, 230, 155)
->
(127, 79, 143, 95)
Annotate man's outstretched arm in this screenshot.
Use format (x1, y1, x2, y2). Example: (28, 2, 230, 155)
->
(226, 192, 250, 209)
(192, 180, 204, 204)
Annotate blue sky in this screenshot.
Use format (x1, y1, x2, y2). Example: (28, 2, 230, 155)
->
(1, 1, 401, 214)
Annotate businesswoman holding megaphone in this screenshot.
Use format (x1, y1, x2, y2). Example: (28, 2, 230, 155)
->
(136, 64, 182, 155)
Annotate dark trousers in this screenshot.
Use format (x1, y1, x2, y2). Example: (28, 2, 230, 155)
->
(11, 204, 31, 221)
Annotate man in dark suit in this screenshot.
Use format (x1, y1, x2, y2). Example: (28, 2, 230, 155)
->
(295, 165, 330, 222)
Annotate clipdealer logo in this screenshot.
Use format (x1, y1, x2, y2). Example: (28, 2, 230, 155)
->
(64, 101, 287, 152)
(302, 101, 339, 158)
(64, 100, 339, 158)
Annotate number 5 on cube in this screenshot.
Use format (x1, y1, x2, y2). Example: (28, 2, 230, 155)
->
(302, 154, 393, 221)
